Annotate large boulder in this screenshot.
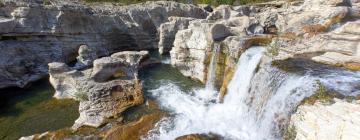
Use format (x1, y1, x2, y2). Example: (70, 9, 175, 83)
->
(170, 20, 219, 83)
(0, 0, 208, 89)
(289, 99, 360, 140)
(49, 51, 149, 129)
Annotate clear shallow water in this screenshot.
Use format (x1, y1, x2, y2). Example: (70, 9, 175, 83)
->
(0, 79, 79, 140)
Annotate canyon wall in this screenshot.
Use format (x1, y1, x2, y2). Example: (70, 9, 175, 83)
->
(0, 0, 208, 89)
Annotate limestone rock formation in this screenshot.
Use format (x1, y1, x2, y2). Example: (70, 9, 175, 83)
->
(276, 20, 360, 70)
(158, 17, 196, 54)
(170, 0, 358, 88)
(49, 51, 149, 129)
(169, 16, 269, 86)
(290, 99, 360, 140)
(0, 0, 208, 89)
(206, 5, 253, 20)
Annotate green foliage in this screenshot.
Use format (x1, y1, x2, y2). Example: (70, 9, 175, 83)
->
(43, 0, 52, 5)
(266, 38, 280, 57)
(301, 80, 335, 105)
(73, 90, 89, 101)
(314, 80, 332, 103)
(283, 125, 297, 140)
(0, 1, 4, 7)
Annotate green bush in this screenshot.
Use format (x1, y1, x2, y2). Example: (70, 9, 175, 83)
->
(283, 125, 297, 140)
(73, 90, 89, 101)
(301, 80, 336, 105)
(43, 0, 52, 5)
(266, 38, 280, 57)
(0, 1, 4, 7)
(314, 80, 332, 103)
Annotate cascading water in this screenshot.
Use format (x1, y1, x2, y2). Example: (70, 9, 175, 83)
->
(206, 43, 221, 90)
(195, 43, 221, 102)
(143, 47, 360, 140)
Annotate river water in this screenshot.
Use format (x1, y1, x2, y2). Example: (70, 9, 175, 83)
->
(1, 47, 359, 140)
(0, 79, 79, 140)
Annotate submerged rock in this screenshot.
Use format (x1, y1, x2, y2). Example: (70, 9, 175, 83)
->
(49, 51, 149, 129)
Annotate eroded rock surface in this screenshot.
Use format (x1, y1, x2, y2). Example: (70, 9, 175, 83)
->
(290, 99, 360, 140)
(158, 17, 196, 54)
(0, 0, 207, 89)
(49, 51, 149, 129)
(276, 20, 360, 70)
(170, 0, 358, 87)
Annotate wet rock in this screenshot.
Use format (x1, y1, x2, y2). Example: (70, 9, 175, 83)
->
(176, 133, 223, 140)
(0, 0, 208, 89)
(103, 113, 164, 140)
(49, 51, 149, 129)
(170, 14, 271, 84)
(289, 99, 360, 140)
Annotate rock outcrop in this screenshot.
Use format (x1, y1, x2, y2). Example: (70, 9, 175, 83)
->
(0, 0, 208, 89)
(170, 0, 358, 89)
(49, 51, 149, 129)
(276, 20, 360, 70)
(289, 99, 360, 140)
(158, 17, 196, 54)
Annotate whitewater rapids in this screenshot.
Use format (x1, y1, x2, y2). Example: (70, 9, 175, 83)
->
(143, 47, 360, 140)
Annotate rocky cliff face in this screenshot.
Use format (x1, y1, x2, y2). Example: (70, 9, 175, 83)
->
(48, 51, 149, 129)
(0, 0, 207, 89)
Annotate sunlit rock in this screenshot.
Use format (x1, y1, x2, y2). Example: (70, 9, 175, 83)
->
(49, 51, 149, 129)
(290, 99, 360, 140)
(158, 17, 196, 54)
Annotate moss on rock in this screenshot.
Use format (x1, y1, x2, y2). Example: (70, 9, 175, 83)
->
(282, 125, 297, 140)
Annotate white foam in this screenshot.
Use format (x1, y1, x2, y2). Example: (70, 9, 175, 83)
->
(144, 47, 360, 140)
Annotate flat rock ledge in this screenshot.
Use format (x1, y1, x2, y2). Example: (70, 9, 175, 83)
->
(49, 51, 149, 129)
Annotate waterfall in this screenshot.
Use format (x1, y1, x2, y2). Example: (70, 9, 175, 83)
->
(144, 47, 360, 140)
(206, 43, 220, 90)
(195, 43, 220, 101)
